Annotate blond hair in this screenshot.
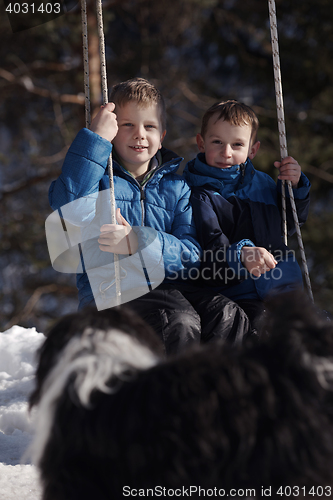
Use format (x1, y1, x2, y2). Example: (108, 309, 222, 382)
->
(201, 100, 259, 144)
(110, 78, 166, 131)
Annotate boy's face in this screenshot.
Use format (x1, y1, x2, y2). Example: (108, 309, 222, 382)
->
(196, 115, 260, 169)
(112, 101, 166, 177)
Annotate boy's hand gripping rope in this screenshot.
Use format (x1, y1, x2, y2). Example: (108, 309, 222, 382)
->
(268, 0, 313, 301)
(81, 0, 122, 305)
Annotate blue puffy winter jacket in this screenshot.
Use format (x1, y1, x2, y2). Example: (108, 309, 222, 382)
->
(49, 129, 201, 308)
(183, 154, 311, 301)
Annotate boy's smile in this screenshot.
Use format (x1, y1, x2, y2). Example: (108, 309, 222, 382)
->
(196, 115, 259, 169)
(112, 102, 166, 178)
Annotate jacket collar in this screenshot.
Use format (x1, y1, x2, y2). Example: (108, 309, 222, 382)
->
(112, 146, 183, 181)
(184, 153, 255, 191)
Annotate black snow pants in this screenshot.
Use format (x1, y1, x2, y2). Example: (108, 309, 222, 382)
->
(126, 283, 251, 355)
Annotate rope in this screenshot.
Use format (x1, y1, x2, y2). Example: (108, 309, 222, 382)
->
(81, 0, 121, 305)
(81, 0, 91, 128)
(268, 0, 313, 302)
(95, 0, 108, 107)
(95, 0, 122, 305)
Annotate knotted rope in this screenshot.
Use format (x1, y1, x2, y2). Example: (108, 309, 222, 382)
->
(81, 0, 90, 129)
(81, 0, 121, 304)
(268, 0, 313, 301)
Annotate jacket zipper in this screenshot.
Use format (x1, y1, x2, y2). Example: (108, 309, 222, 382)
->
(240, 163, 246, 183)
(140, 185, 145, 227)
(115, 157, 182, 226)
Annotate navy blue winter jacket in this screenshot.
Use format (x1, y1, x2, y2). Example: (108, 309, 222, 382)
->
(49, 129, 201, 308)
(183, 154, 311, 301)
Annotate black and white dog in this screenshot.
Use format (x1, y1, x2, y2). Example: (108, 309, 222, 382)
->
(29, 293, 333, 500)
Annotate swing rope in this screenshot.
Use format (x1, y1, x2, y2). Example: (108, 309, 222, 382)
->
(268, 0, 313, 302)
(81, 0, 90, 129)
(81, 0, 122, 305)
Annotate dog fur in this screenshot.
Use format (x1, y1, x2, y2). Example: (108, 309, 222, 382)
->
(29, 293, 333, 499)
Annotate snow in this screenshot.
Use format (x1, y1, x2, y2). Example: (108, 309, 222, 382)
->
(0, 325, 44, 500)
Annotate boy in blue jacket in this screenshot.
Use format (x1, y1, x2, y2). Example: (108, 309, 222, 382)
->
(49, 80, 251, 353)
(183, 100, 311, 332)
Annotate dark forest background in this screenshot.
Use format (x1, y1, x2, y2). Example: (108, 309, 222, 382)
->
(1, 0, 332, 332)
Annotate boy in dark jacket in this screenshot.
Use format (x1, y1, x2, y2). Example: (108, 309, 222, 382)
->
(183, 100, 311, 331)
(48, 81, 251, 354)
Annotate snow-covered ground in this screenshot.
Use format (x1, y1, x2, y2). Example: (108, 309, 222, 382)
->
(0, 325, 44, 499)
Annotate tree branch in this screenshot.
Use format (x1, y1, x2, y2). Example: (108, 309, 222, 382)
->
(3, 284, 76, 330)
(0, 67, 85, 104)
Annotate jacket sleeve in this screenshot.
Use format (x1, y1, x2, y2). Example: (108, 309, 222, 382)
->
(49, 128, 112, 221)
(154, 183, 202, 280)
(277, 173, 311, 236)
(191, 189, 253, 286)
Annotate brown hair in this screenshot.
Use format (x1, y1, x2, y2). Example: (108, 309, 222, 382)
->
(201, 100, 259, 144)
(110, 78, 166, 131)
